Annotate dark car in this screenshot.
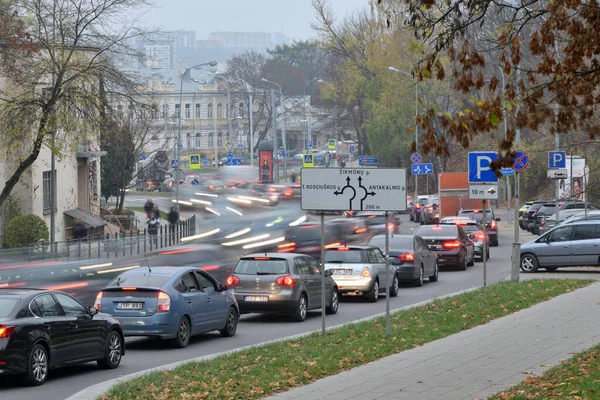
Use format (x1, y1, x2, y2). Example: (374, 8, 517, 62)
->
(367, 234, 439, 287)
(355, 211, 400, 235)
(522, 199, 553, 233)
(410, 195, 430, 223)
(440, 217, 490, 261)
(420, 196, 440, 225)
(519, 201, 535, 230)
(457, 208, 500, 246)
(226, 253, 338, 321)
(277, 222, 345, 261)
(413, 224, 475, 270)
(0, 288, 124, 386)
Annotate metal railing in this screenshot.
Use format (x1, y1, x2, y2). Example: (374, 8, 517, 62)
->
(0, 216, 196, 263)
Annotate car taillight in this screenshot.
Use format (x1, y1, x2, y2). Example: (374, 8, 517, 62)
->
(361, 266, 371, 277)
(427, 206, 433, 211)
(225, 275, 240, 286)
(398, 253, 415, 261)
(416, 204, 422, 209)
(474, 232, 486, 240)
(491, 221, 497, 230)
(355, 227, 367, 234)
(157, 291, 170, 312)
(387, 223, 395, 231)
(0, 326, 16, 338)
(275, 275, 296, 286)
(443, 241, 461, 249)
(94, 291, 103, 312)
(284, 190, 292, 196)
(324, 242, 342, 249)
(277, 242, 296, 253)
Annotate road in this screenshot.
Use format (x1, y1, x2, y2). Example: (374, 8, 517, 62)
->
(2, 210, 599, 399)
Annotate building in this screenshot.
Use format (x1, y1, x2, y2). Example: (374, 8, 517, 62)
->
(208, 32, 290, 51)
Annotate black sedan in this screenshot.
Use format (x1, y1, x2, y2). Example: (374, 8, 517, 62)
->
(413, 224, 475, 270)
(0, 288, 124, 386)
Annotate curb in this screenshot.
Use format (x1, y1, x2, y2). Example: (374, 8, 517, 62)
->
(66, 286, 481, 400)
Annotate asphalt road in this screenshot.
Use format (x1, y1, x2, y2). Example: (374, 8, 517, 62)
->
(2, 210, 600, 399)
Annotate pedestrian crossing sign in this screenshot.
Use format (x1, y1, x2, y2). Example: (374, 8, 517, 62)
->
(190, 154, 200, 170)
(328, 138, 336, 150)
(303, 154, 314, 168)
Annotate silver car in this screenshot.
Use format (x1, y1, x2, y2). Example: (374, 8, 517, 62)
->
(323, 245, 398, 302)
(520, 221, 600, 272)
(226, 253, 339, 321)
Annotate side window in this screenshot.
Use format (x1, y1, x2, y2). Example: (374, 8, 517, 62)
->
(366, 250, 378, 264)
(179, 272, 201, 293)
(54, 293, 88, 317)
(303, 257, 318, 274)
(416, 237, 428, 251)
(32, 294, 63, 317)
(374, 249, 386, 264)
(547, 227, 573, 242)
(294, 258, 310, 275)
(195, 272, 218, 292)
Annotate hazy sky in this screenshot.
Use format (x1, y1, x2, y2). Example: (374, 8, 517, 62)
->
(141, 0, 369, 41)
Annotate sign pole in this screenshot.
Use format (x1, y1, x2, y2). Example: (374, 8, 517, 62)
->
(385, 211, 391, 337)
(320, 211, 326, 335)
(511, 172, 520, 281)
(482, 201, 487, 300)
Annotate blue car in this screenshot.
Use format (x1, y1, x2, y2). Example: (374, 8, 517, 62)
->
(94, 266, 239, 348)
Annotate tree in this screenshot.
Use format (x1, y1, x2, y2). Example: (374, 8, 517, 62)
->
(268, 40, 326, 94)
(0, 0, 151, 209)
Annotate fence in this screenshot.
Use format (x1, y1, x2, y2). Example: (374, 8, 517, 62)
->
(0, 216, 196, 263)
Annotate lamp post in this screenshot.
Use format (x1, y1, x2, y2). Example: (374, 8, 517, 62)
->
(261, 78, 285, 182)
(175, 60, 217, 210)
(388, 66, 419, 199)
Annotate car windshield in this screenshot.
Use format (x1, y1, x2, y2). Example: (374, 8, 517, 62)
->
(369, 236, 412, 250)
(324, 250, 364, 263)
(415, 225, 457, 236)
(107, 274, 171, 288)
(0, 298, 19, 318)
(234, 259, 288, 275)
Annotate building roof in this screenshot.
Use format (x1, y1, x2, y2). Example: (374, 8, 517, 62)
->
(64, 208, 106, 228)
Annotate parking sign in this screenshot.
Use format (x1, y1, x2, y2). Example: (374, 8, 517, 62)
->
(468, 152, 499, 183)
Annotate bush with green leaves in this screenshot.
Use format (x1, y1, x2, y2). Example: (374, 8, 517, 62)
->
(4, 214, 49, 248)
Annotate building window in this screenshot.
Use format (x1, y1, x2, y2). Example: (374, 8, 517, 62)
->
(208, 133, 214, 148)
(43, 170, 55, 213)
(174, 104, 181, 118)
(186, 133, 192, 148)
(208, 103, 213, 118)
(195, 103, 201, 119)
(239, 102, 245, 118)
(217, 131, 223, 147)
(184, 103, 191, 119)
(217, 103, 223, 118)
(194, 133, 201, 148)
(162, 104, 168, 119)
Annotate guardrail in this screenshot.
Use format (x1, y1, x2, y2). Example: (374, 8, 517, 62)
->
(0, 216, 196, 263)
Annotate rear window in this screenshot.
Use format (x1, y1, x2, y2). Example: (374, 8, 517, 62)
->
(444, 222, 480, 232)
(324, 250, 364, 263)
(369, 236, 412, 250)
(470, 213, 494, 222)
(0, 298, 19, 318)
(234, 259, 288, 275)
(106, 274, 172, 288)
(414, 225, 457, 236)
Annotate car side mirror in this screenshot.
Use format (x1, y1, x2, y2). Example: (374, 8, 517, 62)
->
(324, 270, 333, 277)
(88, 306, 98, 316)
(219, 283, 228, 291)
(496, 217, 501, 221)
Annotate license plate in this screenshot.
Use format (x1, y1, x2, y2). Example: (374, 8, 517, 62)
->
(244, 296, 268, 302)
(116, 302, 143, 310)
(331, 269, 352, 275)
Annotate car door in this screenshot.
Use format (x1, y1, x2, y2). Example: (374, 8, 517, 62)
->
(368, 248, 390, 289)
(294, 257, 318, 307)
(194, 270, 227, 330)
(304, 257, 324, 308)
(538, 226, 573, 266)
(570, 224, 600, 266)
(457, 227, 474, 261)
(415, 237, 433, 275)
(53, 293, 104, 360)
(29, 294, 72, 365)
(174, 272, 210, 334)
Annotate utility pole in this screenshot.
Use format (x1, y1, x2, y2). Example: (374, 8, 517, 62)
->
(270, 88, 278, 183)
(227, 91, 232, 144)
(249, 93, 254, 167)
(213, 97, 217, 169)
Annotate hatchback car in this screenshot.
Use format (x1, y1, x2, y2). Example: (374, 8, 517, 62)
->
(410, 195, 430, 222)
(520, 221, 600, 272)
(367, 234, 439, 286)
(225, 253, 339, 322)
(440, 217, 489, 261)
(458, 208, 500, 246)
(323, 245, 398, 302)
(420, 196, 440, 225)
(413, 224, 475, 270)
(277, 222, 345, 261)
(0, 288, 124, 386)
(355, 211, 400, 235)
(95, 266, 239, 348)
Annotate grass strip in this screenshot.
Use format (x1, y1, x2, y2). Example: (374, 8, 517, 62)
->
(491, 343, 600, 399)
(100, 279, 593, 400)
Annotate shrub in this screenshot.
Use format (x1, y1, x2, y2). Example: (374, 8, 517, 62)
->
(5, 214, 50, 247)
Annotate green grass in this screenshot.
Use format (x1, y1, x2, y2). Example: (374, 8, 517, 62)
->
(126, 207, 168, 221)
(100, 279, 593, 400)
(491, 344, 600, 399)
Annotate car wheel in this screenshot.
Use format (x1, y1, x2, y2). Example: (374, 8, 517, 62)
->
(97, 330, 123, 369)
(520, 254, 539, 273)
(24, 344, 48, 386)
(467, 251, 475, 266)
(459, 251, 468, 271)
(220, 307, 239, 337)
(390, 275, 399, 297)
(172, 316, 191, 348)
(366, 280, 379, 302)
(414, 267, 424, 287)
(326, 288, 339, 314)
(545, 267, 558, 272)
(292, 294, 308, 322)
(429, 261, 439, 282)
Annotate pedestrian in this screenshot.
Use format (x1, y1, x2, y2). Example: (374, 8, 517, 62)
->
(72, 218, 87, 240)
(143, 198, 154, 219)
(168, 206, 179, 240)
(148, 211, 160, 248)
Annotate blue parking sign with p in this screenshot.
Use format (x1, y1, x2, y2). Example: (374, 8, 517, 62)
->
(468, 152, 499, 183)
(548, 151, 566, 169)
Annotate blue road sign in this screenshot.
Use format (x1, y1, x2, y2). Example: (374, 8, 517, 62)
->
(226, 151, 234, 159)
(512, 150, 530, 172)
(501, 168, 515, 176)
(349, 145, 355, 154)
(227, 159, 233, 166)
(548, 151, 566, 169)
(358, 155, 379, 167)
(308, 140, 313, 148)
(278, 150, 284, 158)
(304, 154, 313, 164)
(238, 143, 243, 149)
(468, 151, 499, 183)
(202, 158, 210, 166)
(140, 155, 147, 161)
(234, 158, 242, 166)
(411, 153, 422, 164)
(317, 155, 324, 163)
(190, 155, 199, 164)
(285, 151, 289, 157)
(411, 163, 433, 175)
(171, 159, 179, 168)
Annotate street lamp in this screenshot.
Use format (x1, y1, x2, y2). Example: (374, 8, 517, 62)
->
(261, 77, 286, 182)
(388, 66, 419, 199)
(175, 60, 217, 210)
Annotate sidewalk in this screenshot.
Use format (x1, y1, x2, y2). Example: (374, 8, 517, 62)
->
(264, 282, 600, 400)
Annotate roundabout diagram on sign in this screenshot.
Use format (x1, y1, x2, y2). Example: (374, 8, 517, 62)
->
(333, 176, 376, 210)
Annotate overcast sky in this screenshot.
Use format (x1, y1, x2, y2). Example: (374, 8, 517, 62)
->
(141, 0, 368, 41)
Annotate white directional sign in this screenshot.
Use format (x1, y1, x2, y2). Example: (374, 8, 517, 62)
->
(468, 184, 499, 200)
(301, 168, 407, 212)
(547, 169, 568, 179)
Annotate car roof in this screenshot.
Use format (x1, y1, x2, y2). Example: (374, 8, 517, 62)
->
(241, 253, 297, 260)
(0, 288, 45, 297)
(118, 266, 194, 277)
(370, 234, 413, 240)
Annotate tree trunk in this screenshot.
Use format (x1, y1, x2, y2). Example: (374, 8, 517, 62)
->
(117, 189, 125, 215)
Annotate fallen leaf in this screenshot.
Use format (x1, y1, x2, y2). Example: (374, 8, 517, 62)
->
(540, 364, 553, 367)
(417, 380, 423, 383)
(521, 371, 536, 375)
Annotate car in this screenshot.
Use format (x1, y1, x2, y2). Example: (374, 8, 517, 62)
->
(457, 208, 500, 246)
(277, 222, 346, 261)
(95, 266, 239, 348)
(420, 196, 440, 225)
(282, 184, 302, 199)
(225, 253, 338, 321)
(413, 224, 475, 270)
(440, 217, 490, 261)
(522, 199, 553, 232)
(560, 211, 600, 226)
(355, 211, 400, 235)
(520, 221, 600, 272)
(323, 245, 398, 302)
(519, 201, 534, 230)
(367, 234, 439, 286)
(0, 288, 124, 386)
(328, 217, 373, 244)
(410, 195, 430, 222)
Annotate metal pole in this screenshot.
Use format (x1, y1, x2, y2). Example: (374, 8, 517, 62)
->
(320, 212, 326, 335)
(507, 175, 512, 223)
(213, 96, 217, 169)
(270, 88, 277, 183)
(175, 71, 185, 211)
(282, 117, 287, 181)
(249, 93, 254, 167)
(482, 202, 487, 300)
(385, 211, 391, 337)
(511, 64, 521, 282)
(554, 37, 561, 220)
(227, 91, 232, 143)
(415, 82, 418, 199)
(307, 95, 312, 152)
(50, 0, 57, 245)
